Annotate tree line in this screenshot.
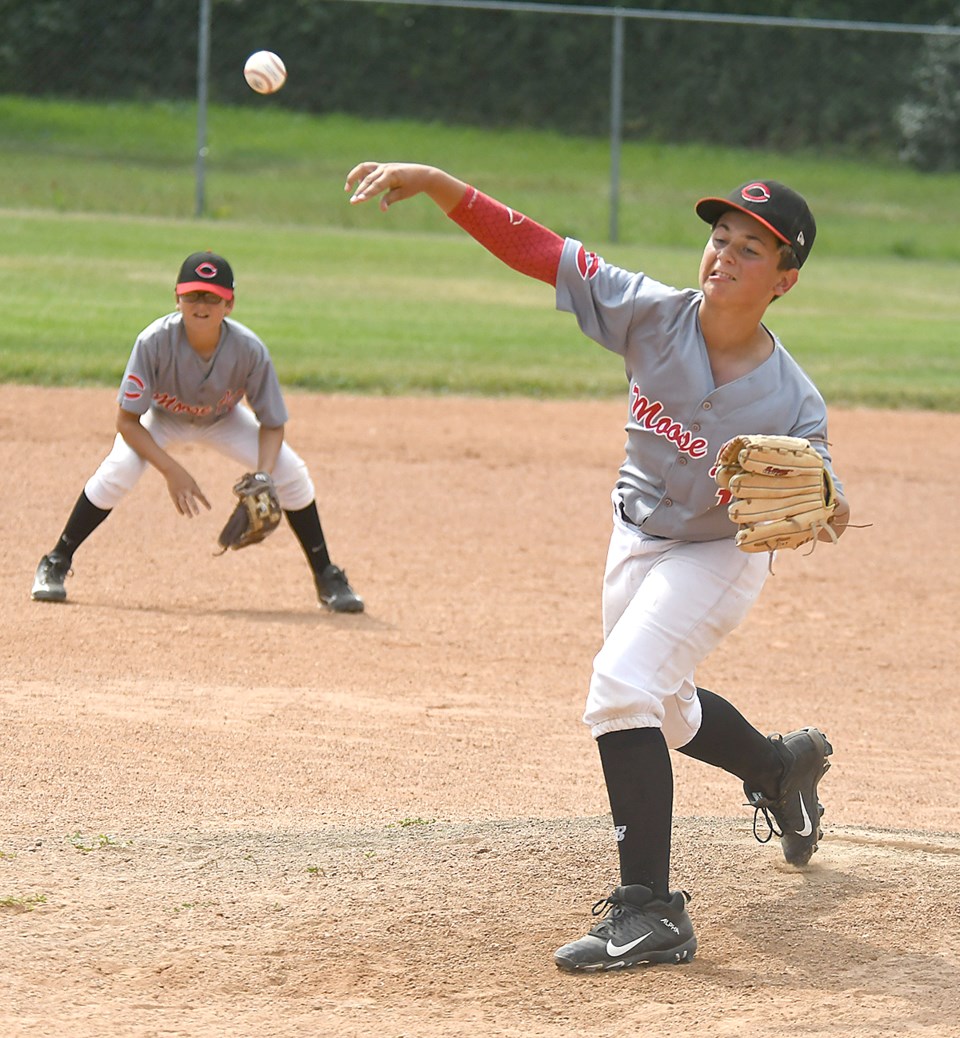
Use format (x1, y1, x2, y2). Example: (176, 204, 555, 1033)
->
(2, 0, 959, 168)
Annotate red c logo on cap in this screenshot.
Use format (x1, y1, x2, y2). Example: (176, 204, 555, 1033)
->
(740, 183, 771, 204)
(195, 262, 218, 279)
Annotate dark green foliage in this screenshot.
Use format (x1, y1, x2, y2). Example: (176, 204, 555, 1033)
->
(897, 4, 960, 170)
(2, 0, 960, 160)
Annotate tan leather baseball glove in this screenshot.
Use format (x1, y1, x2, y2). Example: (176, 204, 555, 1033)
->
(714, 435, 837, 553)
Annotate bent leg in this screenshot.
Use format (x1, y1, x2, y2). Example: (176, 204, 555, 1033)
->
(83, 432, 151, 509)
(34, 426, 153, 601)
(677, 687, 785, 794)
(585, 530, 768, 742)
(201, 407, 362, 610)
(50, 491, 112, 560)
(584, 526, 768, 893)
(199, 406, 315, 510)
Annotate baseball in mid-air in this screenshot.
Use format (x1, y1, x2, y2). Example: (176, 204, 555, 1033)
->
(243, 51, 287, 94)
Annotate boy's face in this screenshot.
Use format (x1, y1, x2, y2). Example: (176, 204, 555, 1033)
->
(698, 209, 798, 306)
(175, 290, 234, 329)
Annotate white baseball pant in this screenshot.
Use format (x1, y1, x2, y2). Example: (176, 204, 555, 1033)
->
(84, 405, 315, 512)
(584, 495, 769, 745)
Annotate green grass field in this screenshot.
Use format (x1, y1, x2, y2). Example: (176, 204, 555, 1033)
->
(2, 96, 958, 408)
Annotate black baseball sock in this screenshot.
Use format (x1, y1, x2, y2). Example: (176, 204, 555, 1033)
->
(677, 686, 785, 795)
(284, 501, 332, 575)
(51, 491, 111, 562)
(597, 727, 673, 898)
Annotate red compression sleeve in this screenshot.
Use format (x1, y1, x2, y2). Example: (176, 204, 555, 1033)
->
(447, 187, 564, 286)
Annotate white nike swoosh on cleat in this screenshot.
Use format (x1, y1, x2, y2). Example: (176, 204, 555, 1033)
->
(795, 793, 813, 836)
(606, 931, 653, 957)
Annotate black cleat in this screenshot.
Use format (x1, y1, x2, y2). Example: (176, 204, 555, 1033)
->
(31, 554, 72, 603)
(315, 564, 364, 613)
(744, 727, 833, 866)
(554, 884, 697, 973)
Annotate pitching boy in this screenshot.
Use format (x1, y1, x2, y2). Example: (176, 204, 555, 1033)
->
(345, 162, 850, 970)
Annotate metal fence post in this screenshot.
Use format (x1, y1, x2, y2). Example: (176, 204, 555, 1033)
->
(609, 9, 624, 244)
(195, 0, 212, 219)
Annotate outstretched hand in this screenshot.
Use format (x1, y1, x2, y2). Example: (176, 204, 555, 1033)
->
(345, 162, 468, 214)
(164, 463, 211, 518)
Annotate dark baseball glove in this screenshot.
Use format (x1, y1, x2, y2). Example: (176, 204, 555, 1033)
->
(714, 434, 837, 553)
(215, 471, 282, 555)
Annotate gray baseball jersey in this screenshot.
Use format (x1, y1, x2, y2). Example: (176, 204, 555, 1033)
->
(117, 312, 288, 428)
(556, 238, 841, 542)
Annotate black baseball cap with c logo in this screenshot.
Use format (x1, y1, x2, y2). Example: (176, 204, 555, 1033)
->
(695, 180, 816, 267)
(176, 251, 235, 300)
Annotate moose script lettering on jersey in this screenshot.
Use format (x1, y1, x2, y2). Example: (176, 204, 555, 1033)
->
(630, 385, 709, 459)
(152, 388, 245, 417)
(122, 372, 245, 418)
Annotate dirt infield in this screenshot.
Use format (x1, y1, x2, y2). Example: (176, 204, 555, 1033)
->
(3, 385, 959, 1038)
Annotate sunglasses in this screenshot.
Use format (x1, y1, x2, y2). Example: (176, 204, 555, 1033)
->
(178, 291, 228, 305)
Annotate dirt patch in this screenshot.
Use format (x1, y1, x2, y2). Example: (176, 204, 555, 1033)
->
(3, 386, 958, 1037)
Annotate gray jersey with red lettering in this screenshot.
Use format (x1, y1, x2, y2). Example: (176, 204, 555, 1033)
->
(556, 238, 839, 542)
(117, 312, 288, 428)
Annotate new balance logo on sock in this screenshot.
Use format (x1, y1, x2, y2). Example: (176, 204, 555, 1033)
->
(614, 825, 627, 842)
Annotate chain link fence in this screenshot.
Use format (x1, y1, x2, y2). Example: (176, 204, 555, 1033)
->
(4, 1, 960, 232)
